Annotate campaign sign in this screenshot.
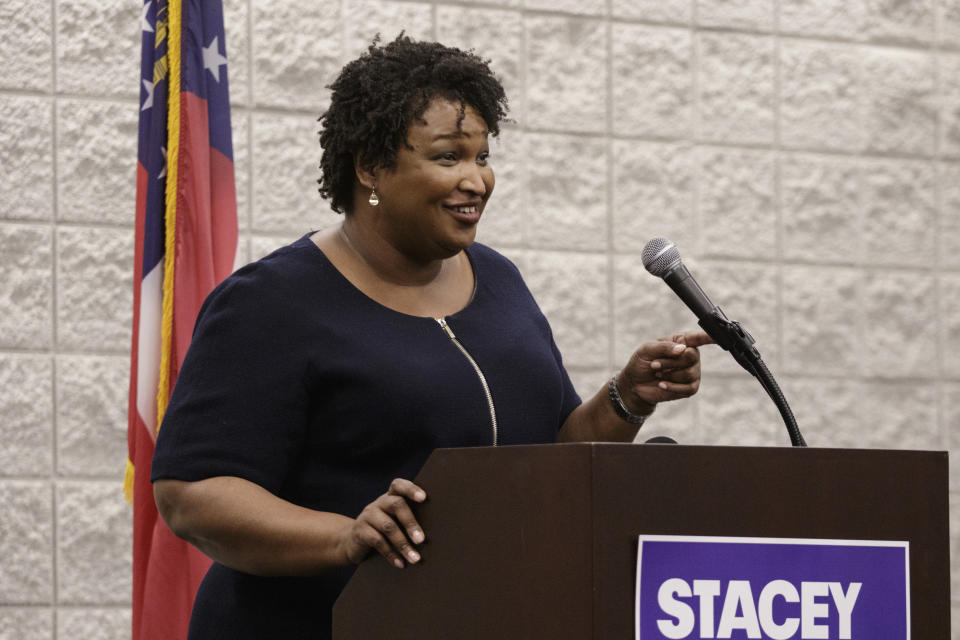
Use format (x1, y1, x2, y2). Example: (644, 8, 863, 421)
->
(635, 535, 909, 640)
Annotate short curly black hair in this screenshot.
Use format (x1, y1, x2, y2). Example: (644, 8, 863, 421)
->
(317, 35, 509, 214)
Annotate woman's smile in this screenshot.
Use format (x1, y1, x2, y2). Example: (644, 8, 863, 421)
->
(443, 201, 484, 224)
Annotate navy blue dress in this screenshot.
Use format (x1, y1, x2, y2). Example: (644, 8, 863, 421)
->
(151, 234, 581, 639)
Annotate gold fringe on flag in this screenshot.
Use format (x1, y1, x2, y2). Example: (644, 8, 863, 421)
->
(123, 458, 136, 505)
(157, 0, 182, 431)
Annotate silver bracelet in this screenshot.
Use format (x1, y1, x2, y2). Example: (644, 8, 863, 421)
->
(608, 375, 654, 426)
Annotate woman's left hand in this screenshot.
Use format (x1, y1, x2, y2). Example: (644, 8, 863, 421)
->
(616, 331, 714, 414)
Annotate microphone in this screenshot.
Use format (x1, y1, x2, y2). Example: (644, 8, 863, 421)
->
(644, 435, 678, 444)
(641, 237, 760, 376)
(641, 237, 807, 447)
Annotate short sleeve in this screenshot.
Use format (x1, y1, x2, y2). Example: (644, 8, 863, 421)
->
(151, 266, 311, 494)
(551, 337, 582, 430)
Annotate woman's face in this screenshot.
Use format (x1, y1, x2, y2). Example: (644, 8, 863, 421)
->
(372, 98, 495, 261)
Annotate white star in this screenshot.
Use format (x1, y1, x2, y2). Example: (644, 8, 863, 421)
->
(202, 36, 228, 84)
(141, 79, 154, 112)
(158, 146, 167, 180)
(141, 2, 154, 33)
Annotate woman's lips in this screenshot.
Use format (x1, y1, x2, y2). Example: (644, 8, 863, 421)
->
(444, 203, 482, 224)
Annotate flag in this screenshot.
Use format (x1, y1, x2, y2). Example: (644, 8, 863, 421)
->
(126, 0, 237, 638)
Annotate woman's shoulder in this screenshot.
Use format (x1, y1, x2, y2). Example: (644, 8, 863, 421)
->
(467, 242, 523, 281)
(200, 233, 327, 317)
(236, 232, 322, 280)
(467, 242, 546, 311)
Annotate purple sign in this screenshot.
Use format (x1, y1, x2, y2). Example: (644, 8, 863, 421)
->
(635, 535, 909, 640)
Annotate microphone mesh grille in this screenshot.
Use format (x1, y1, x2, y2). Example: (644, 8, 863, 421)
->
(641, 237, 681, 277)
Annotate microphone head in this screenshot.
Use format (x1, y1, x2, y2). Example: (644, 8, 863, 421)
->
(642, 237, 682, 277)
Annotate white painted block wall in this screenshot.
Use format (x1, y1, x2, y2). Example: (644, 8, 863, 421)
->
(1, 0, 958, 637)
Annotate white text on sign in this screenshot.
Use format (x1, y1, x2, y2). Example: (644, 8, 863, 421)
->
(656, 579, 862, 639)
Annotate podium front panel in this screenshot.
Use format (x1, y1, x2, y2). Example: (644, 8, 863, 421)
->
(334, 444, 949, 639)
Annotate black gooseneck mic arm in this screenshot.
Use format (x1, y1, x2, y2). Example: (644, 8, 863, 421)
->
(699, 306, 806, 448)
(647, 239, 807, 448)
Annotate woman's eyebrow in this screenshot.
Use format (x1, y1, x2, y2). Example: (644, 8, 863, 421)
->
(431, 130, 489, 141)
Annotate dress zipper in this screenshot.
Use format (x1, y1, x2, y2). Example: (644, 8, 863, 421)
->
(435, 317, 499, 447)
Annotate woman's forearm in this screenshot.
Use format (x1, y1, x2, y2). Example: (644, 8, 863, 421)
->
(557, 384, 649, 443)
(153, 475, 354, 577)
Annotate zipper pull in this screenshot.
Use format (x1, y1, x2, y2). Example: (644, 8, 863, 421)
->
(436, 317, 456, 340)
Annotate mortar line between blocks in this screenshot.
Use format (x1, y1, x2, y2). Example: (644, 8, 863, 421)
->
(519, 3, 530, 250)
(605, 16, 615, 370)
(246, 0, 255, 244)
(49, 0, 60, 623)
(932, 34, 945, 447)
(773, 6, 784, 371)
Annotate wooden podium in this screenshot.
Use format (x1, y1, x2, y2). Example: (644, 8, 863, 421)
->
(333, 443, 949, 638)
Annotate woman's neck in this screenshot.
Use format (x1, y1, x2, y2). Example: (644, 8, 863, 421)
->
(311, 221, 475, 318)
(338, 216, 450, 288)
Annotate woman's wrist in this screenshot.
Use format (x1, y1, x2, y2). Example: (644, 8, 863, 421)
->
(608, 374, 655, 424)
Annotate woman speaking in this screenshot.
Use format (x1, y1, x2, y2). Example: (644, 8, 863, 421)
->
(151, 35, 711, 639)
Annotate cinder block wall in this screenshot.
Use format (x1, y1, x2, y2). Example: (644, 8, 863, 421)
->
(1, 0, 958, 637)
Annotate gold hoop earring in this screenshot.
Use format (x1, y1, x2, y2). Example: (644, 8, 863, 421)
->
(368, 187, 380, 207)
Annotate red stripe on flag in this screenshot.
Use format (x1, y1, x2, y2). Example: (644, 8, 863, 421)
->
(171, 91, 238, 372)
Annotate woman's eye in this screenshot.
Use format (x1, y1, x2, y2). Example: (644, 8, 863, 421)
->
(437, 152, 457, 162)
(477, 152, 490, 165)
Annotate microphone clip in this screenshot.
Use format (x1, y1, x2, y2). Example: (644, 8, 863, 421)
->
(698, 308, 761, 377)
